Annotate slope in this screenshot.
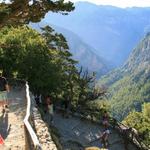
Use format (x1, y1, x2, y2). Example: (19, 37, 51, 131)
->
(98, 33, 150, 120)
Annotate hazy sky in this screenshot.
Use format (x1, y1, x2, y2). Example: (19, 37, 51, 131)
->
(65, 0, 150, 8)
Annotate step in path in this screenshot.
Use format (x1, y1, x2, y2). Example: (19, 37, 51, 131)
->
(53, 113, 139, 150)
(0, 89, 26, 150)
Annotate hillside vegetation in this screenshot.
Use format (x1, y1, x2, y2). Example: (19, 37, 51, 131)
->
(123, 103, 150, 147)
(98, 33, 150, 120)
(97, 33, 150, 147)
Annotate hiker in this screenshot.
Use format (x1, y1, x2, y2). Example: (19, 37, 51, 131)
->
(45, 95, 54, 125)
(120, 127, 132, 150)
(102, 111, 109, 127)
(64, 98, 70, 117)
(34, 94, 41, 106)
(0, 72, 9, 113)
(100, 128, 110, 148)
(61, 97, 70, 118)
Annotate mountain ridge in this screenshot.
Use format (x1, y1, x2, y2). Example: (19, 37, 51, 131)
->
(98, 33, 150, 120)
(43, 2, 150, 65)
(75, 1, 150, 9)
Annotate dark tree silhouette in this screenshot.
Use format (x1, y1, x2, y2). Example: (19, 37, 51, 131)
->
(0, 0, 74, 28)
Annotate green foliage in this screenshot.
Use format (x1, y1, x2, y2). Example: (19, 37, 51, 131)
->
(0, 25, 76, 96)
(41, 25, 80, 104)
(0, 0, 74, 28)
(98, 58, 150, 120)
(123, 103, 150, 146)
(98, 33, 150, 121)
(142, 103, 150, 118)
(0, 0, 107, 111)
(0, 25, 100, 109)
(0, 26, 61, 95)
(101, 72, 150, 120)
(86, 99, 110, 111)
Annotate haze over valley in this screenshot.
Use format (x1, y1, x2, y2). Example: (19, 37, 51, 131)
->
(44, 1, 150, 66)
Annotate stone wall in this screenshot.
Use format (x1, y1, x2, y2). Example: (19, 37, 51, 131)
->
(32, 105, 58, 150)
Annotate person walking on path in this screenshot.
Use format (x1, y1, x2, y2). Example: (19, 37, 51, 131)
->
(102, 111, 109, 127)
(100, 127, 110, 148)
(0, 72, 9, 114)
(45, 95, 54, 126)
(63, 98, 70, 118)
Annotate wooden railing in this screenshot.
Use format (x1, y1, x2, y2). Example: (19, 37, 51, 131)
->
(24, 82, 42, 150)
(113, 119, 149, 150)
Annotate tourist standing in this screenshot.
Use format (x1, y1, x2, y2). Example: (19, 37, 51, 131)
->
(102, 111, 109, 127)
(0, 72, 9, 113)
(45, 95, 54, 125)
(100, 127, 110, 148)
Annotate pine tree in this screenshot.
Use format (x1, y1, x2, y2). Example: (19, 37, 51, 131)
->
(0, 0, 74, 28)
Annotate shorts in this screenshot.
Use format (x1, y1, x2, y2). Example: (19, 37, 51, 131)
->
(45, 112, 53, 124)
(102, 120, 109, 125)
(0, 91, 8, 106)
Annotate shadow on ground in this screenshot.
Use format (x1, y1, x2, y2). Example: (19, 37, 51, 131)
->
(0, 113, 11, 140)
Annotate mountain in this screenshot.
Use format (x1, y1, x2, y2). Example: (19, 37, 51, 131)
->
(43, 2, 150, 66)
(30, 22, 112, 76)
(98, 33, 150, 120)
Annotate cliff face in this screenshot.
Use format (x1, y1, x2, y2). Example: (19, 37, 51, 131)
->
(98, 33, 150, 120)
(123, 33, 150, 74)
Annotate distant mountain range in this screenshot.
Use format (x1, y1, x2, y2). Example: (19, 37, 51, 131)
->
(98, 33, 150, 120)
(43, 2, 150, 66)
(30, 22, 112, 76)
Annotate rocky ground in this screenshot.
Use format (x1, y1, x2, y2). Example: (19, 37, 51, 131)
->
(52, 112, 139, 150)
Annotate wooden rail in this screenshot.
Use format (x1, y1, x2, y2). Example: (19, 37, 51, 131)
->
(24, 82, 42, 150)
(113, 119, 149, 150)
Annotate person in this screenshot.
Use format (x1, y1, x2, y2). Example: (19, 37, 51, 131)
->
(61, 97, 70, 118)
(102, 111, 109, 127)
(100, 128, 110, 148)
(0, 72, 9, 113)
(35, 94, 40, 106)
(64, 98, 70, 117)
(45, 95, 54, 125)
(121, 127, 132, 150)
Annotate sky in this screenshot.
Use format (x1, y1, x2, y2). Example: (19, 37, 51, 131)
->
(65, 0, 150, 8)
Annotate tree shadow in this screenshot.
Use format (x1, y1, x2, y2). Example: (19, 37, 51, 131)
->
(6, 88, 26, 120)
(0, 112, 11, 140)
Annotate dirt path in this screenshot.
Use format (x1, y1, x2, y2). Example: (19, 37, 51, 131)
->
(53, 113, 139, 150)
(0, 89, 26, 150)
